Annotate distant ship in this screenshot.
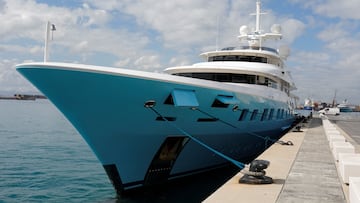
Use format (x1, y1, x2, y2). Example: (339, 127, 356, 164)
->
(337, 100, 353, 112)
(303, 98, 313, 110)
(17, 1, 297, 195)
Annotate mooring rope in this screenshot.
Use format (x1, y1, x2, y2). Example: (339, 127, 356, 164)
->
(144, 100, 294, 169)
(194, 107, 291, 148)
(147, 106, 246, 169)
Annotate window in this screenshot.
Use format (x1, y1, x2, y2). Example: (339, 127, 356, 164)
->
(261, 109, 269, 121)
(239, 109, 249, 121)
(268, 109, 274, 120)
(197, 118, 218, 122)
(156, 116, 176, 121)
(215, 73, 231, 82)
(250, 109, 258, 120)
(276, 109, 281, 119)
(211, 99, 229, 108)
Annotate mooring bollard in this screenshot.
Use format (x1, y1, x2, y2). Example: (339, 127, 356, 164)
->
(239, 159, 273, 184)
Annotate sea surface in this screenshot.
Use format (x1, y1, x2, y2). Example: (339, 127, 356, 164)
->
(0, 100, 237, 203)
(0, 100, 115, 202)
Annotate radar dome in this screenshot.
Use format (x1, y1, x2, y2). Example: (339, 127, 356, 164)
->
(278, 46, 290, 59)
(271, 24, 281, 34)
(239, 25, 249, 35)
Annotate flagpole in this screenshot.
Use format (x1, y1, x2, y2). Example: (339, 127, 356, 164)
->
(44, 21, 51, 62)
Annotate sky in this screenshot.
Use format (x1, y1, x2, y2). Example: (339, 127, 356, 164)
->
(0, 0, 359, 105)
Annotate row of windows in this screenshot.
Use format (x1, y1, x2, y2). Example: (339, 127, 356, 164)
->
(176, 72, 256, 83)
(175, 72, 289, 94)
(175, 73, 276, 85)
(208, 55, 268, 63)
(155, 108, 291, 123)
(238, 108, 291, 122)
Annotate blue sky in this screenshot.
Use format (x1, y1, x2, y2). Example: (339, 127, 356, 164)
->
(0, 0, 360, 105)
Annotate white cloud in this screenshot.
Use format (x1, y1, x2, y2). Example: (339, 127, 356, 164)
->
(318, 22, 360, 56)
(289, 0, 360, 20)
(0, 1, 73, 41)
(169, 57, 192, 67)
(118, 0, 227, 50)
(29, 46, 43, 54)
(315, 0, 360, 19)
(75, 3, 110, 27)
(317, 24, 348, 41)
(134, 55, 161, 70)
(72, 40, 89, 52)
(290, 45, 360, 104)
(0, 0, 153, 94)
(286, 0, 360, 103)
(1, 0, 359, 104)
(281, 19, 306, 44)
(114, 58, 130, 68)
(0, 0, 152, 64)
(0, 59, 38, 93)
(0, 0, 309, 95)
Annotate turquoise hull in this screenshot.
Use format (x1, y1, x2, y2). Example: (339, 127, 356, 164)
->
(17, 64, 295, 194)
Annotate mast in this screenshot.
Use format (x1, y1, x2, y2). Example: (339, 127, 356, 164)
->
(332, 90, 337, 107)
(255, 1, 262, 33)
(238, 1, 282, 48)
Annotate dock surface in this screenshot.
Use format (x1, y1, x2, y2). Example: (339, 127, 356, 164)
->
(204, 117, 348, 202)
(277, 118, 345, 202)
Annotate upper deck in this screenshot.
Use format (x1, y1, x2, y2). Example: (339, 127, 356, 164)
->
(200, 46, 284, 68)
(165, 1, 296, 94)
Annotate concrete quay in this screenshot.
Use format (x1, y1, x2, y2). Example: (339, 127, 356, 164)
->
(204, 117, 357, 203)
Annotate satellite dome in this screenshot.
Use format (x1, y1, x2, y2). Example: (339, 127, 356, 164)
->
(278, 46, 290, 58)
(271, 24, 281, 34)
(239, 25, 249, 35)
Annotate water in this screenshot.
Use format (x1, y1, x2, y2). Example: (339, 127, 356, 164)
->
(327, 112, 360, 144)
(0, 100, 115, 202)
(0, 100, 237, 202)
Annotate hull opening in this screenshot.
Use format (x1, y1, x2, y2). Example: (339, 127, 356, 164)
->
(144, 136, 189, 186)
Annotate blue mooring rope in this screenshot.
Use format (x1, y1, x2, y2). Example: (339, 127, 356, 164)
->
(146, 103, 293, 169)
(195, 107, 283, 147)
(149, 107, 246, 169)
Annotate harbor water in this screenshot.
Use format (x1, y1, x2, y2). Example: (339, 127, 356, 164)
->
(0, 100, 115, 202)
(0, 100, 238, 202)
